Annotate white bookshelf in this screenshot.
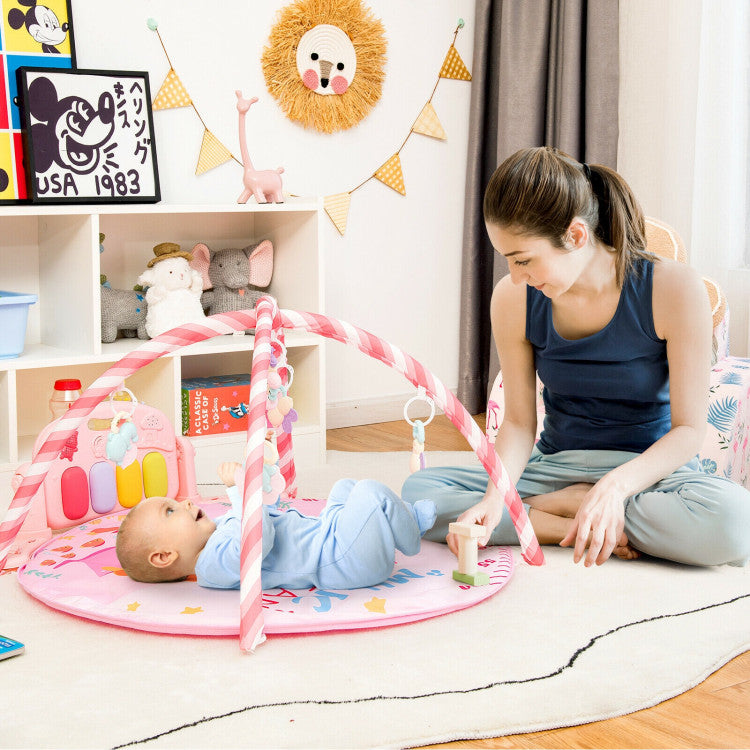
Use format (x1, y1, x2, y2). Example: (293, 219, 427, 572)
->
(0, 199, 326, 494)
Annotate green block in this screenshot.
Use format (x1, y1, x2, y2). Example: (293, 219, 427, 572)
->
(453, 570, 490, 586)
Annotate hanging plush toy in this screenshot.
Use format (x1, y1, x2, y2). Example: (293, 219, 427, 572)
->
(404, 387, 435, 473)
(262, 430, 285, 505)
(266, 358, 297, 433)
(106, 415, 138, 467)
(105, 388, 140, 468)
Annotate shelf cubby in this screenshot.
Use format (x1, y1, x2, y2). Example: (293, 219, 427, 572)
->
(0, 199, 326, 497)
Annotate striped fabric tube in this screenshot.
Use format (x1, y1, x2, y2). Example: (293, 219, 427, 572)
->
(0, 312, 256, 572)
(238, 298, 275, 653)
(276, 427, 297, 500)
(276, 309, 544, 566)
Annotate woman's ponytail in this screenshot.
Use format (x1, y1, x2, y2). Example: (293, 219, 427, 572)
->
(584, 163, 649, 284)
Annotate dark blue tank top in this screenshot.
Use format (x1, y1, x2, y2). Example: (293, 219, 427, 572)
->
(526, 257, 670, 454)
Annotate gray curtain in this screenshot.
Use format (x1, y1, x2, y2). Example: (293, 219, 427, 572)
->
(457, 0, 619, 414)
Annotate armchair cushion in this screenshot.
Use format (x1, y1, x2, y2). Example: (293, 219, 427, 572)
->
(700, 356, 750, 487)
(644, 217, 729, 361)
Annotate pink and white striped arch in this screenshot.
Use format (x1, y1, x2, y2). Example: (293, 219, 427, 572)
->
(0, 297, 543, 653)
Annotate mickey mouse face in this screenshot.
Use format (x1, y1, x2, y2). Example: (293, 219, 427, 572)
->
(26, 76, 117, 175)
(26, 4, 68, 46)
(53, 93, 115, 173)
(7, 1, 69, 54)
(295, 24, 357, 95)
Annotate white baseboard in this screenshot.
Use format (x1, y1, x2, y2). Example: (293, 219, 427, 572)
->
(326, 391, 451, 429)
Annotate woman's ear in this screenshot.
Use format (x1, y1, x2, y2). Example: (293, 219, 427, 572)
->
(565, 218, 589, 250)
(149, 549, 178, 569)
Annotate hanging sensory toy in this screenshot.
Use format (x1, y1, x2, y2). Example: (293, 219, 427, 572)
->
(404, 386, 435, 473)
(105, 388, 139, 468)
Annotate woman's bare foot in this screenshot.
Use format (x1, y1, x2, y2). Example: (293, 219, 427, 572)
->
(526, 483, 594, 518)
(527, 484, 641, 562)
(614, 531, 640, 560)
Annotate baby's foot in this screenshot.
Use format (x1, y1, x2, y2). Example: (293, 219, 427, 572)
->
(614, 531, 640, 560)
(411, 499, 437, 535)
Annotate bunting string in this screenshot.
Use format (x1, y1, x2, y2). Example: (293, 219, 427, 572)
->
(146, 17, 471, 234)
(147, 18, 242, 174)
(324, 21, 471, 235)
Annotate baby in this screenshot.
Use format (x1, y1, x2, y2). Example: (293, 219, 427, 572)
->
(116, 462, 436, 590)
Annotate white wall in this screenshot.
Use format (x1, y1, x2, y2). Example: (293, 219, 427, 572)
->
(70, 0, 475, 421)
(68, 0, 750, 425)
(619, 0, 750, 355)
(618, 1, 701, 245)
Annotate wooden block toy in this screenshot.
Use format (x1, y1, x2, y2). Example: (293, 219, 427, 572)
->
(449, 522, 490, 586)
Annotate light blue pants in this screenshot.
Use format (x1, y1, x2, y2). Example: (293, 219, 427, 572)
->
(401, 448, 750, 566)
(261, 479, 427, 590)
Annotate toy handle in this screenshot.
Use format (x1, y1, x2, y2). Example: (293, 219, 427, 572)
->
(403, 386, 435, 426)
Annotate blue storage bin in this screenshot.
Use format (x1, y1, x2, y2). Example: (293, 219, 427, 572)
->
(0, 291, 38, 359)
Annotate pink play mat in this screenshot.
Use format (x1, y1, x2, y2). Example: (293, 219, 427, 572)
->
(18, 496, 514, 636)
(3, 299, 540, 650)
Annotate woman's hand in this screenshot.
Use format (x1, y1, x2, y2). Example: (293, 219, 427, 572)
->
(559, 472, 628, 566)
(446, 493, 504, 556)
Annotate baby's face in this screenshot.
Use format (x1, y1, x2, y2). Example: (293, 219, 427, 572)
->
(135, 497, 216, 566)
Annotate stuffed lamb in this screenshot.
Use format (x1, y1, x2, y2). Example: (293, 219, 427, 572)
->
(138, 243, 206, 338)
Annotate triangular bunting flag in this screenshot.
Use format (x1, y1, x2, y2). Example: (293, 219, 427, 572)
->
(324, 192, 352, 236)
(374, 153, 406, 195)
(195, 128, 234, 175)
(412, 102, 447, 140)
(440, 46, 472, 81)
(152, 68, 192, 110)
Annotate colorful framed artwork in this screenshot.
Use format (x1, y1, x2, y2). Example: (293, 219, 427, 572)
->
(0, 0, 75, 203)
(17, 67, 160, 203)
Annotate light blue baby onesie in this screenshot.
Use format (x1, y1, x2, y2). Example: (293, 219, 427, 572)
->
(195, 479, 436, 590)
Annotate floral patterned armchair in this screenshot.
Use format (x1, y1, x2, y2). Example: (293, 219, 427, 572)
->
(486, 218, 750, 489)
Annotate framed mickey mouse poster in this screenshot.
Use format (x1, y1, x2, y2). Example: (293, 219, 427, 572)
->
(17, 67, 160, 203)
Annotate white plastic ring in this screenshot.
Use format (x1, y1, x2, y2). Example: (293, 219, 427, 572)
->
(109, 386, 138, 417)
(403, 387, 435, 427)
(282, 363, 294, 391)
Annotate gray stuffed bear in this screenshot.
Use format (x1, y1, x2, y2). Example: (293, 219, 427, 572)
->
(100, 286, 149, 342)
(190, 240, 273, 316)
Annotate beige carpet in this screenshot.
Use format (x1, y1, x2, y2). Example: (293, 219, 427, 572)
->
(1, 451, 749, 749)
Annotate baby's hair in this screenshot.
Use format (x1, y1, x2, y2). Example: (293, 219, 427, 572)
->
(483, 146, 652, 284)
(116, 502, 186, 584)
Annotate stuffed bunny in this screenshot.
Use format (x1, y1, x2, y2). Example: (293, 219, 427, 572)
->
(190, 240, 273, 315)
(138, 243, 206, 338)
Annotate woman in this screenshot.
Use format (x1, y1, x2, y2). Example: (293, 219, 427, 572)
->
(402, 146, 750, 567)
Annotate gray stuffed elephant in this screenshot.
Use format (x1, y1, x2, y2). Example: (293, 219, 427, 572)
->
(190, 240, 273, 316)
(100, 286, 149, 342)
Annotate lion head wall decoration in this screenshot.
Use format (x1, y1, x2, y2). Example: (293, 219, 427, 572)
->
(262, 0, 387, 133)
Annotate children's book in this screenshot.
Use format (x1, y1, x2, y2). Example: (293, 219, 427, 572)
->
(0, 635, 24, 660)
